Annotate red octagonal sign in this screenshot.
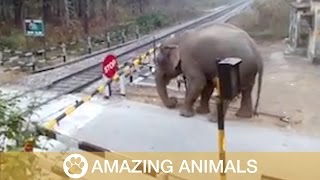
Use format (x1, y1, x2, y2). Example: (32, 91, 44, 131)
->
(102, 54, 118, 79)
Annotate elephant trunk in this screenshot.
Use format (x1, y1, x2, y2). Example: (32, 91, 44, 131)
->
(155, 71, 176, 108)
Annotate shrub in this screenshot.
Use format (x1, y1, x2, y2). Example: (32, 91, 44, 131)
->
(135, 13, 170, 34)
(228, 0, 293, 39)
(0, 90, 48, 179)
(0, 33, 26, 50)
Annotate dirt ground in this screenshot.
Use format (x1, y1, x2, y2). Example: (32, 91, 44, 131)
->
(0, 67, 26, 85)
(125, 39, 320, 138)
(253, 39, 320, 137)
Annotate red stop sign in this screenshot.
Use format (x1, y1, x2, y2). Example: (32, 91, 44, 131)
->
(102, 54, 118, 78)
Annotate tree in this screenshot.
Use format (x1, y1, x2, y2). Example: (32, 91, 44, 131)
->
(13, 0, 24, 27)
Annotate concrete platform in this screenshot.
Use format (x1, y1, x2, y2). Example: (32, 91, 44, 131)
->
(2, 85, 320, 152)
(49, 97, 320, 152)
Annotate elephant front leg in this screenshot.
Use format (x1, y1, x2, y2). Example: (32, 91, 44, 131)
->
(180, 74, 206, 117)
(196, 82, 214, 114)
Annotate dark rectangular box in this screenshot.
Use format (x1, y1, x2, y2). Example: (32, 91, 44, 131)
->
(217, 57, 242, 100)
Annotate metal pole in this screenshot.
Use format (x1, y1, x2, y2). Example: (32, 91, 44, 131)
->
(215, 59, 226, 180)
(151, 36, 156, 72)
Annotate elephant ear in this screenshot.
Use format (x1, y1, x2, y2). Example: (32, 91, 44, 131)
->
(160, 44, 181, 69)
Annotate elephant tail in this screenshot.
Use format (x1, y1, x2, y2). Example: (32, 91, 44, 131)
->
(253, 63, 263, 116)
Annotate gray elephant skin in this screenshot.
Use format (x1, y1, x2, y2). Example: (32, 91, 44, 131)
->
(154, 23, 264, 118)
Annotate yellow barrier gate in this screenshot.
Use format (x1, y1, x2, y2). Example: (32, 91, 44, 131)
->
(43, 46, 159, 131)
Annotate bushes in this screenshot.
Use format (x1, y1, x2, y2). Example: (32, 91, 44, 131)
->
(228, 0, 292, 39)
(135, 13, 170, 34)
(0, 90, 39, 152)
(0, 33, 25, 50)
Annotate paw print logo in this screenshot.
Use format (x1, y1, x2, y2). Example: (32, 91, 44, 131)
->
(63, 154, 89, 179)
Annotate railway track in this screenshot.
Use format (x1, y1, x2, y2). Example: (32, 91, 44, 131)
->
(8, 0, 251, 112)
(44, 0, 249, 93)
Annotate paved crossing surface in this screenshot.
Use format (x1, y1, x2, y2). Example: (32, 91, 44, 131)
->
(39, 95, 320, 152)
(2, 73, 320, 152)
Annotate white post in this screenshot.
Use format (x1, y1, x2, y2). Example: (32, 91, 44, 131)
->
(0, 51, 2, 63)
(31, 54, 36, 71)
(135, 25, 140, 39)
(107, 32, 111, 47)
(119, 74, 126, 96)
(104, 84, 112, 99)
(87, 36, 92, 54)
(61, 43, 67, 62)
(121, 30, 126, 43)
(103, 75, 112, 99)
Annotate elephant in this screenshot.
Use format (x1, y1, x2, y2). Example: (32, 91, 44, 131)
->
(154, 22, 263, 118)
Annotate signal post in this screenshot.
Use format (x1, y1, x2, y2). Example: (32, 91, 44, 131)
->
(214, 57, 242, 180)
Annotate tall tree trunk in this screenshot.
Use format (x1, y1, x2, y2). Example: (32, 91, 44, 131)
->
(63, 0, 70, 26)
(57, 0, 61, 18)
(14, 0, 23, 27)
(83, 0, 89, 35)
(42, 0, 47, 21)
(0, 0, 5, 21)
(89, 0, 95, 19)
(102, 0, 112, 21)
(101, 0, 107, 20)
(74, 0, 81, 18)
(138, 0, 143, 14)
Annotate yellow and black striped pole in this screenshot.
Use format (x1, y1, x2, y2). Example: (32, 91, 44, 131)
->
(44, 84, 105, 130)
(214, 76, 226, 180)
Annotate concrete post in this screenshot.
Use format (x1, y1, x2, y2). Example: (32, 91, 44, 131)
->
(119, 74, 126, 96)
(0, 51, 2, 64)
(308, 1, 320, 64)
(286, 0, 312, 56)
(121, 30, 126, 43)
(61, 43, 67, 62)
(87, 36, 92, 54)
(135, 25, 140, 39)
(103, 75, 112, 98)
(107, 32, 111, 48)
(31, 54, 36, 71)
(104, 84, 112, 99)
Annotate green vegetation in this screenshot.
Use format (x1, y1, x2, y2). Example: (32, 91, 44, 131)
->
(0, 0, 224, 51)
(0, 91, 39, 152)
(135, 13, 170, 34)
(228, 0, 293, 39)
(0, 90, 49, 179)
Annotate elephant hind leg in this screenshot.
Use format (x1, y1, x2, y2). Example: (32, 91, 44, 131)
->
(236, 75, 255, 118)
(196, 81, 214, 114)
